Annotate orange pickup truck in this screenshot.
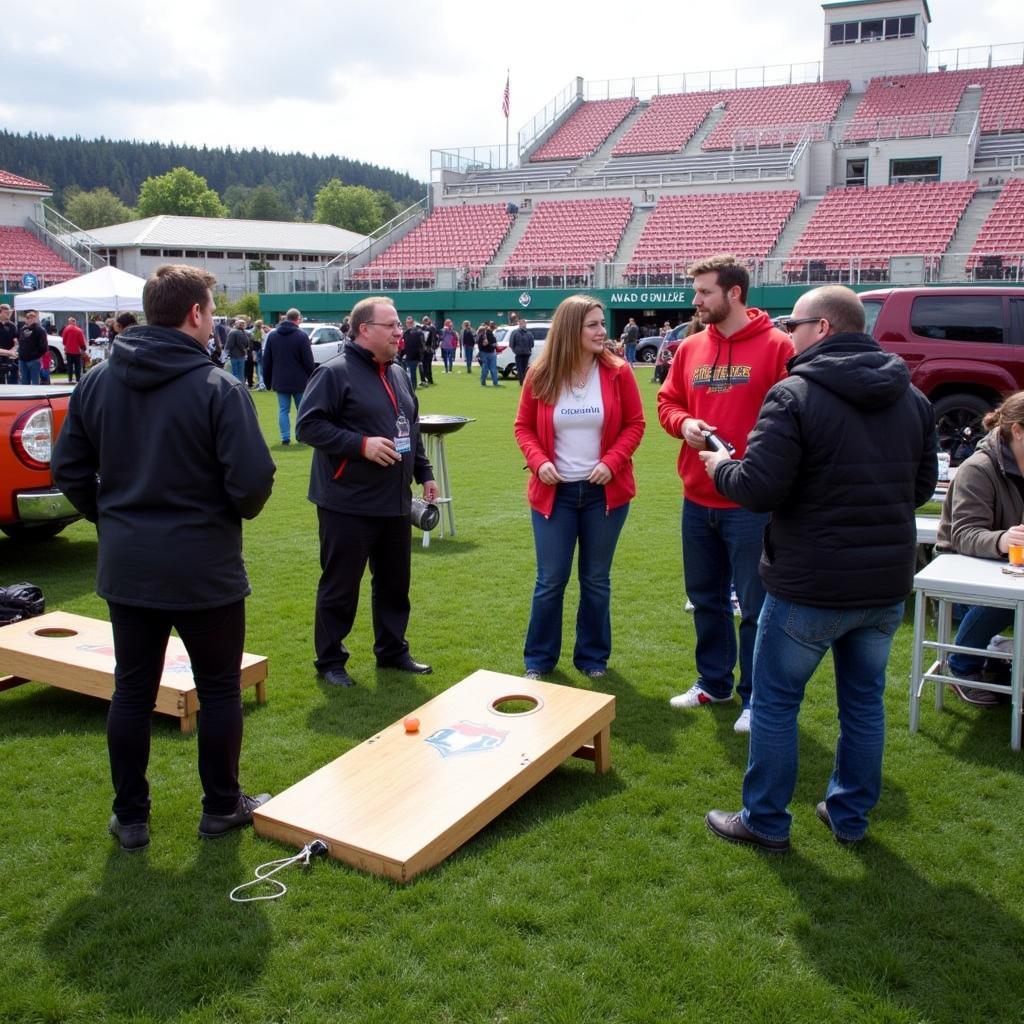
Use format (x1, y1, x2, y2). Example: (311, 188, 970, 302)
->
(0, 383, 80, 540)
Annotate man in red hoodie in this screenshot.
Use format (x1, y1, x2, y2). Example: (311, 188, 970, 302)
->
(61, 316, 87, 383)
(657, 254, 792, 734)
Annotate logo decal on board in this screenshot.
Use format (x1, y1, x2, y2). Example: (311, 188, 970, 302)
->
(77, 643, 193, 673)
(425, 720, 509, 758)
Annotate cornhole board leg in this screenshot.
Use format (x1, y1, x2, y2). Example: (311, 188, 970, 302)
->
(254, 670, 615, 882)
(0, 675, 29, 693)
(572, 724, 612, 774)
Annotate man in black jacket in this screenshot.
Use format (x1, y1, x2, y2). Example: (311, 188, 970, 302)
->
(53, 264, 276, 853)
(508, 320, 535, 386)
(17, 309, 49, 385)
(700, 285, 937, 851)
(420, 316, 438, 386)
(0, 303, 18, 384)
(262, 308, 314, 445)
(297, 296, 439, 689)
(401, 316, 424, 391)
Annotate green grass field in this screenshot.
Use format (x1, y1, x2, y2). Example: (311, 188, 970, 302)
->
(1, 366, 1022, 1024)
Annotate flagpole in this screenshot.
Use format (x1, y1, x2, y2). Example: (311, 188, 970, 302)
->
(505, 68, 510, 168)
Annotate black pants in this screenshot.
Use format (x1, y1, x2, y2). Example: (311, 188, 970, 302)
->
(107, 600, 246, 823)
(420, 349, 434, 384)
(314, 508, 411, 672)
(66, 353, 83, 383)
(515, 353, 530, 384)
(0, 360, 17, 384)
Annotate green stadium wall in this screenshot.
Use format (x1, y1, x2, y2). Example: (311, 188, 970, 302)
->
(260, 283, 1021, 327)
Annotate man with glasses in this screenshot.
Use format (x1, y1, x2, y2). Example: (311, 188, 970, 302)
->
(657, 254, 792, 734)
(297, 296, 439, 689)
(700, 285, 937, 851)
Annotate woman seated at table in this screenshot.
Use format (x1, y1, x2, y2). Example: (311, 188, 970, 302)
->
(936, 392, 1024, 706)
(514, 295, 645, 679)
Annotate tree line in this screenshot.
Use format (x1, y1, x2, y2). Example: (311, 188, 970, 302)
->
(0, 130, 424, 228)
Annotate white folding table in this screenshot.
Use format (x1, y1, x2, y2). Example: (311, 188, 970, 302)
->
(910, 553, 1024, 750)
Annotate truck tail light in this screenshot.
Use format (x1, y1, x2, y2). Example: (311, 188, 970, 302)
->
(12, 405, 53, 470)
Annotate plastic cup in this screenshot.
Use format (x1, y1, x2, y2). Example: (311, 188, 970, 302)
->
(1009, 544, 1024, 566)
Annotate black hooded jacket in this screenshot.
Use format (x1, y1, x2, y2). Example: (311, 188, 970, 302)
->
(713, 332, 938, 608)
(52, 325, 275, 610)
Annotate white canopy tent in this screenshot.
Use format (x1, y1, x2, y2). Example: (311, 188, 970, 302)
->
(13, 265, 146, 314)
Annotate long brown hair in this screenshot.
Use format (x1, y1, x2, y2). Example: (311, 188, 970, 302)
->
(529, 295, 621, 405)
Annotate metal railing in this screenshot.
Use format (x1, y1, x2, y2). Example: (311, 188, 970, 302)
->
(581, 62, 823, 102)
(37, 203, 107, 272)
(0, 269, 82, 293)
(431, 147, 520, 181)
(519, 79, 581, 155)
(324, 198, 426, 269)
(256, 252, 1024, 296)
(928, 42, 1024, 71)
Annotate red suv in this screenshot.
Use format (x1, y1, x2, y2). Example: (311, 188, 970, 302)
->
(861, 286, 1024, 462)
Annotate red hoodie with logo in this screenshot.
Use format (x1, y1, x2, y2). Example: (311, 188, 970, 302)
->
(657, 308, 792, 509)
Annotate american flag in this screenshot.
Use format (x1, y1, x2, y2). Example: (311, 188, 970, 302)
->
(502, 74, 510, 119)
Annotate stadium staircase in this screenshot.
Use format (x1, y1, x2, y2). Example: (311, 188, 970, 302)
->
(487, 212, 533, 268)
(611, 203, 654, 266)
(939, 188, 1000, 281)
(575, 103, 651, 176)
(832, 90, 865, 128)
(956, 83, 983, 120)
(975, 134, 1024, 173)
(682, 104, 728, 155)
(763, 196, 822, 282)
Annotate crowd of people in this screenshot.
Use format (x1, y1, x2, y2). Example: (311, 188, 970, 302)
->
(30, 252, 1019, 858)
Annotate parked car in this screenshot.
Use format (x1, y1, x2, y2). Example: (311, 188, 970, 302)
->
(495, 320, 552, 379)
(653, 336, 683, 384)
(303, 323, 347, 365)
(860, 286, 1024, 463)
(635, 334, 663, 364)
(0, 383, 79, 540)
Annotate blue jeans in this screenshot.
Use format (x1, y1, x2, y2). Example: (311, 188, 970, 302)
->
(19, 358, 41, 385)
(949, 604, 1013, 676)
(479, 351, 498, 385)
(463, 345, 475, 372)
(229, 357, 246, 382)
(276, 391, 303, 442)
(625, 342, 637, 364)
(441, 348, 455, 371)
(741, 594, 903, 842)
(405, 359, 418, 391)
(682, 499, 768, 706)
(524, 481, 629, 673)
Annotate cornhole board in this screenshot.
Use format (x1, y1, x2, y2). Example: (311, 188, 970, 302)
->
(253, 669, 615, 882)
(0, 610, 267, 733)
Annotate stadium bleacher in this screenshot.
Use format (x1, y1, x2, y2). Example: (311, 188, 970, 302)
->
(530, 99, 638, 162)
(613, 92, 724, 156)
(0, 226, 78, 286)
(352, 204, 513, 288)
(502, 197, 633, 287)
(968, 177, 1024, 276)
(785, 180, 977, 280)
(702, 81, 849, 150)
(626, 191, 800, 284)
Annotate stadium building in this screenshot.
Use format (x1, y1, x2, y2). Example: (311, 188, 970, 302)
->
(259, 0, 1024, 339)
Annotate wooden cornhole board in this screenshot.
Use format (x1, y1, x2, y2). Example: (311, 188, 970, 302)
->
(253, 669, 615, 882)
(0, 610, 268, 733)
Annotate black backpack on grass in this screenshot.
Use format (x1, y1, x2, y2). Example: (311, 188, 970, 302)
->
(0, 582, 45, 625)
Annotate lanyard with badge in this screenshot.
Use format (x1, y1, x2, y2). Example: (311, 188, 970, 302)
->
(380, 368, 411, 454)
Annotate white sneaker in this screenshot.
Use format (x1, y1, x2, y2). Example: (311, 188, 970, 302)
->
(733, 708, 751, 733)
(669, 684, 733, 709)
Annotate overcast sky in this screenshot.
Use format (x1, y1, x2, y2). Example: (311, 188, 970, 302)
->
(3, 0, 1021, 185)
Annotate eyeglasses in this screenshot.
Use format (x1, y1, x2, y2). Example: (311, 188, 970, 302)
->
(776, 316, 824, 334)
(365, 321, 403, 330)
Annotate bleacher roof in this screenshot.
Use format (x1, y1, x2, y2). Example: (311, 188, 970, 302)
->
(0, 169, 51, 194)
(80, 215, 367, 254)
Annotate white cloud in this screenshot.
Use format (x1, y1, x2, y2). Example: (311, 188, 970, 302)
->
(3, 0, 1021, 181)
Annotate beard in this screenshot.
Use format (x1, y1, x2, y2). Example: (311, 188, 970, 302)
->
(698, 301, 729, 325)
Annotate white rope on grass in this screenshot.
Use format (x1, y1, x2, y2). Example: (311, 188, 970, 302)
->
(229, 840, 328, 903)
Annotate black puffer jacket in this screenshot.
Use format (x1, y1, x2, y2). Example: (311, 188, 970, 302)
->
(714, 331, 938, 608)
(296, 340, 433, 517)
(52, 325, 275, 610)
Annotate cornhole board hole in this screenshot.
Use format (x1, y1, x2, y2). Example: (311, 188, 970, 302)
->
(253, 670, 615, 882)
(0, 611, 267, 733)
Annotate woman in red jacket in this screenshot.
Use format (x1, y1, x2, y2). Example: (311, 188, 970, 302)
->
(514, 295, 645, 679)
